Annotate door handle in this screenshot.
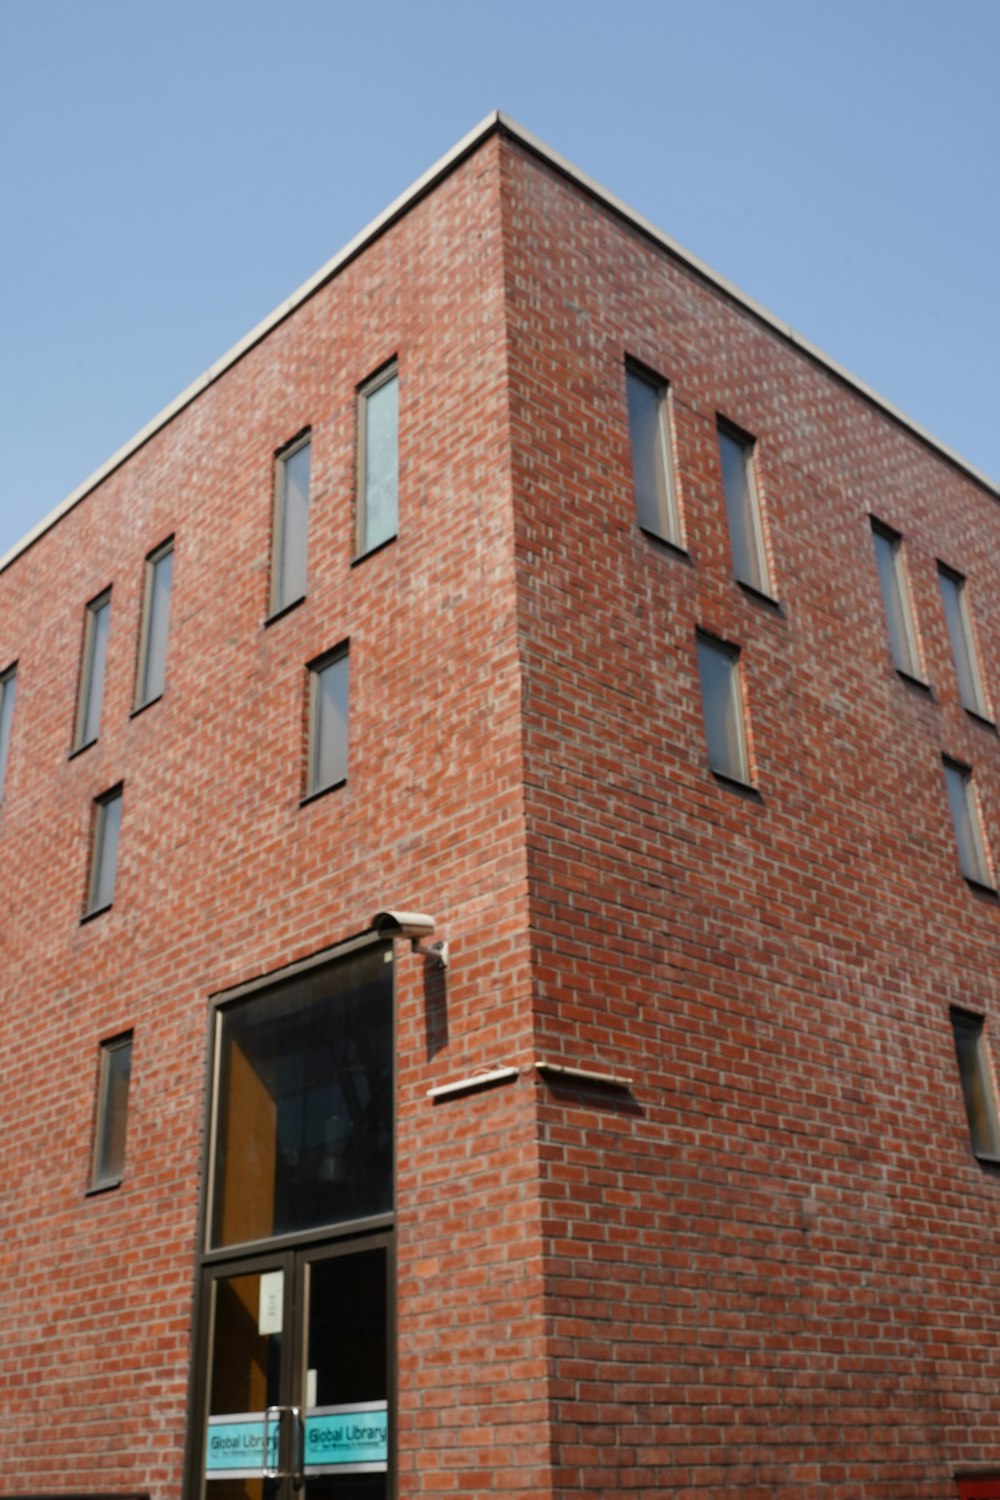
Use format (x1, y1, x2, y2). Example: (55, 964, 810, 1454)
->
(262, 1405, 284, 1479)
(261, 1404, 304, 1485)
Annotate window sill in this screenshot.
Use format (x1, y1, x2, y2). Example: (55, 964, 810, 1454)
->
(86, 1176, 123, 1196)
(351, 533, 397, 567)
(709, 767, 761, 800)
(130, 691, 164, 720)
(965, 706, 997, 731)
(638, 526, 689, 561)
(299, 778, 347, 808)
(69, 737, 97, 760)
(265, 594, 306, 627)
(893, 667, 932, 694)
(80, 902, 113, 925)
(963, 875, 998, 898)
(736, 578, 782, 613)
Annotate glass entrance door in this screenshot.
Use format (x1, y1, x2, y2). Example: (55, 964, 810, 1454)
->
(200, 1239, 390, 1500)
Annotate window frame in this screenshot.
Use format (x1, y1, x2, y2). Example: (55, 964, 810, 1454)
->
(85, 783, 124, 919)
(305, 644, 350, 801)
(871, 519, 924, 682)
(355, 360, 399, 559)
(716, 418, 772, 597)
(186, 934, 397, 1500)
(696, 631, 752, 787)
(134, 536, 174, 712)
(90, 1031, 134, 1191)
(949, 1009, 1000, 1164)
(938, 563, 991, 720)
(942, 756, 994, 890)
(625, 359, 683, 548)
(73, 587, 112, 752)
(0, 662, 16, 803)
(269, 428, 312, 619)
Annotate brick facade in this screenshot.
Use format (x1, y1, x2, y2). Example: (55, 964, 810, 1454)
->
(1, 116, 998, 1499)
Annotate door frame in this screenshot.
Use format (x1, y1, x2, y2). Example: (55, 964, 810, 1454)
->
(183, 932, 396, 1500)
(191, 1232, 395, 1498)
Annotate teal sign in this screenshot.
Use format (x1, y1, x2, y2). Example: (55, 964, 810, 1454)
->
(205, 1414, 279, 1475)
(305, 1402, 388, 1472)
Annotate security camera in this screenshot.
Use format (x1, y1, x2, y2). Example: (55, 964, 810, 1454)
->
(371, 910, 448, 970)
(371, 910, 436, 941)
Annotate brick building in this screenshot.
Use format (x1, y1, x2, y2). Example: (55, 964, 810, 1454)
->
(1, 112, 999, 1500)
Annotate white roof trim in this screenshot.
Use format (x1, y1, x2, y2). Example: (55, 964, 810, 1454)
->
(3, 108, 996, 573)
(499, 111, 999, 500)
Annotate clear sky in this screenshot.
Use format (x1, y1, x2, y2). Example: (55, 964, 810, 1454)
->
(1, 0, 997, 564)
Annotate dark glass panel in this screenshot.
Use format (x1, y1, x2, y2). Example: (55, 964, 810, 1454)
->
(697, 636, 747, 782)
(94, 1035, 132, 1185)
(212, 947, 393, 1248)
(276, 440, 311, 610)
(626, 368, 674, 539)
(361, 374, 398, 553)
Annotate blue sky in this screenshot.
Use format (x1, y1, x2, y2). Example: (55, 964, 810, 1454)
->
(1, 0, 997, 563)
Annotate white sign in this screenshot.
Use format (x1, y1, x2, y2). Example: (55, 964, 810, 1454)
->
(258, 1270, 283, 1334)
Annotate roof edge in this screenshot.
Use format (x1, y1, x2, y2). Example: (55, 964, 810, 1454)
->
(0, 110, 504, 575)
(494, 111, 999, 501)
(3, 108, 996, 574)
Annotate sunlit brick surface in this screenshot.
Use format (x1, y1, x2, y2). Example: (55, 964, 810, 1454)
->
(1, 125, 998, 1499)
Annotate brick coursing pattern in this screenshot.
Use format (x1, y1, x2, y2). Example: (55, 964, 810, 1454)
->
(0, 125, 997, 1498)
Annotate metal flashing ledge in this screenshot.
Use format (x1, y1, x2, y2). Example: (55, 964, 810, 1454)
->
(427, 1065, 520, 1102)
(534, 1059, 634, 1090)
(3, 107, 997, 576)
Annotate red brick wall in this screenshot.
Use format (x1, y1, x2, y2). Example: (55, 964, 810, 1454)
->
(2, 119, 998, 1500)
(0, 134, 548, 1497)
(503, 137, 1000, 1498)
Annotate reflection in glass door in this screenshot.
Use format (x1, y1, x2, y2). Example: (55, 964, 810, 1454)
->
(300, 1245, 388, 1499)
(204, 1263, 285, 1500)
(201, 1242, 389, 1500)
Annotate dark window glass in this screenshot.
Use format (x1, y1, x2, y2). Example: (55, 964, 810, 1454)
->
(697, 634, 750, 783)
(75, 589, 111, 748)
(939, 565, 989, 717)
(951, 1010, 1000, 1161)
(943, 758, 993, 887)
(271, 435, 311, 613)
(92, 1032, 133, 1187)
(210, 944, 394, 1249)
(872, 521, 921, 678)
(307, 1247, 387, 1409)
(136, 540, 173, 708)
(626, 365, 679, 543)
(0, 664, 15, 800)
(357, 367, 398, 555)
(87, 785, 123, 915)
(309, 649, 349, 796)
(718, 423, 770, 592)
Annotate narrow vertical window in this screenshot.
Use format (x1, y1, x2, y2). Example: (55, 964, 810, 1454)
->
(74, 589, 112, 750)
(939, 565, 990, 718)
(942, 757, 993, 888)
(135, 538, 174, 710)
(307, 647, 349, 797)
(717, 421, 771, 594)
(91, 1032, 133, 1189)
(0, 663, 15, 802)
(950, 1010, 1000, 1162)
(697, 633, 750, 784)
(871, 521, 922, 679)
(626, 363, 681, 545)
(357, 364, 398, 556)
(86, 784, 123, 916)
(270, 432, 311, 615)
